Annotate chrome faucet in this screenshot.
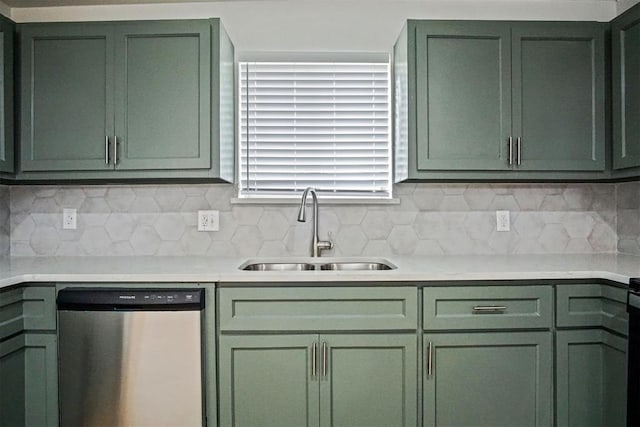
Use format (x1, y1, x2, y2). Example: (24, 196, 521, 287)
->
(297, 187, 333, 257)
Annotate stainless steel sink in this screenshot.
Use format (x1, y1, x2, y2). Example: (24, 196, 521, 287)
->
(320, 262, 394, 271)
(242, 262, 316, 271)
(241, 259, 396, 271)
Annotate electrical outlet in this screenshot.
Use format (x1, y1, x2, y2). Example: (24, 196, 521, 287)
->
(496, 210, 510, 232)
(197, 210, 219, 232)
(63, 208, 77, 230)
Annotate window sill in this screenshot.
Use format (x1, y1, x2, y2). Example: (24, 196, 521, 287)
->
(230, 197, 400, 206)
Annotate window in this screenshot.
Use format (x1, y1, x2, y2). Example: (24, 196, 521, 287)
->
(238, 61, 391, 199)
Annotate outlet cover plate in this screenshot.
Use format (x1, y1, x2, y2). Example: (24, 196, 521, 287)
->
(496, 210, 510, 232)
(198, 210, 219, 232)
(63, 208, 77, 230)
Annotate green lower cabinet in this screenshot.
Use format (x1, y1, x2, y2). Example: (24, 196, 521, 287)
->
(556, 329, 627, 427)
(219, 333, 417, 427)
(0, 333, 25, 426)
(0, 332, 58, 427)
(423, 332, 553, 427)
(219, 334, 320, 427)
(319, 334, 417, 427)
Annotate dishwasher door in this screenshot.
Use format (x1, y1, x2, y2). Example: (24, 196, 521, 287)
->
(57, 288, 204, 427)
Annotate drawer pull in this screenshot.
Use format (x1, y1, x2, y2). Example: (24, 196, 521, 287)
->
(517, 137, 522, 166)
(311, 342, 317, 379)
(113, 136, 119, 165)
(508, 136, 513, 166)
(472, 305, 507, 313)
(105, 136, 110, 164)
(322, 342, 328, 378)
(427, 341, 433, 377)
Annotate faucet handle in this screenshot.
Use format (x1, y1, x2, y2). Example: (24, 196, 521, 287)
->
(317, 240, 333, 254)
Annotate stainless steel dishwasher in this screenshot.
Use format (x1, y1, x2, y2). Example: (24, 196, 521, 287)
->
(57, 288, 205, 427)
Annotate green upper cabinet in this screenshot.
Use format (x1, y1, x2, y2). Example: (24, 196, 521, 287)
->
(113, 21, 210, 171)
(414, 22, 512, 171)
(0, 16, 13, 174)
(613, 4, 640, 170)
(396, 20, 607, 179)
(19, 23, 114, 172)
(512, 23, 605, 171)
(18, 19, 234, 181)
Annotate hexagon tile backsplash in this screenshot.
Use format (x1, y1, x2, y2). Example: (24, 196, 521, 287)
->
(4, 182, 631, 257)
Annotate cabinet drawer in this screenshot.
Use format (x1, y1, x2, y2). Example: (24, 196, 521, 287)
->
(0, 286, 56, 338)
(423, 285, 553, 330)
(556, 284, 628, 335)
(219, 287, 418, 332)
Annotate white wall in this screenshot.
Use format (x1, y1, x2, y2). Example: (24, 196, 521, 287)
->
(618, 0, 640, 14)
(10, 0, 617, 54)
(0, 1, 10, 18)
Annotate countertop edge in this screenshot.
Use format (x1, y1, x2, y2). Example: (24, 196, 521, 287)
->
(0, 254, 637, 290)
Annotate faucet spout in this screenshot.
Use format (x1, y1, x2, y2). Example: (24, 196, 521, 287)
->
(297, 187, 333, 257)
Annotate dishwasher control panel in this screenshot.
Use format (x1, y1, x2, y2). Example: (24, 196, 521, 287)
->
(57, 288, 204, 310)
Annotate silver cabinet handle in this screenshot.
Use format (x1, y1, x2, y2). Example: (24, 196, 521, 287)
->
(105, 136, 110, 164)
(427, 341, 433, 377)
(473, 305, 507, 313)
(508, 136, 513, 166)
(517, 137, 522, 166)
(113, 136, 119, 165)
(322, 342, 327, 378)
(311, 342, 317, 379)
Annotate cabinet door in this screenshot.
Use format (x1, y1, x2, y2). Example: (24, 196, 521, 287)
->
(613, 6, 640, 170)
(414, 21, 512, 171)
(218, 334, 320, 427)
(19, 23, 115, 172)
(423, 332, 552, 427)
(556, 329, 627, 427)
(0, 333, 25, 426)
(0, 333, 58, 427)
(114, 21, 211, 171)
(319, 334, 417, 427)
(0, 16, 13, 174)
(512, 23, 605, 171)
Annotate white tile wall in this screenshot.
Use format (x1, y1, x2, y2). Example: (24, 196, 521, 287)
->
(0, 185, 8, 256)
(7, 183, 618, 257)
(617, 181, 640, 255)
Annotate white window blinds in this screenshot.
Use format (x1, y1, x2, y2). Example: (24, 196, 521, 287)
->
(239, 62, 391, 198)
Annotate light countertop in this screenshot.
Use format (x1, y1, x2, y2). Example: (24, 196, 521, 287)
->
(0, 253, 639, 289)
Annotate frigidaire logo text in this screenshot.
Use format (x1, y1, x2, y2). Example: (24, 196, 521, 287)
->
(119, 295, 136, 299)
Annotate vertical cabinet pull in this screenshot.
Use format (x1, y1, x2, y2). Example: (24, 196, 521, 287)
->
(427, 341, 433, 377)
(322, 342, 328, 378)
(517, 137, 522, 166)
(105, 136, 110, 164)
(113, 136, 119, 165)
(508, 136, 513, 166)
(311, 342, 317, 379)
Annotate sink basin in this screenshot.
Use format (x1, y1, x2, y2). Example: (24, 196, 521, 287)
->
(320, 262, 394, 271)
(240, 259, 396, 272)
(242, 262, 316, 271)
